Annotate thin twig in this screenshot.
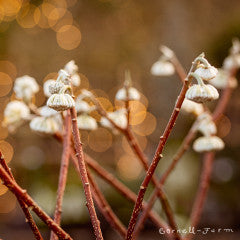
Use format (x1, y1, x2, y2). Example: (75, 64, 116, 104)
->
(184, 152, 215, 240)
(93, 93, 179, 238)
(87, 170, 127, 238)
(0, 164, 72, 240)
(50, 111, 71, 240)
(133, 120, 199, 238)
(70, 107, 103, 240)
(70, 150, 170, 233)
(0, 152, 43, 240)
(125, 53, 203, 240)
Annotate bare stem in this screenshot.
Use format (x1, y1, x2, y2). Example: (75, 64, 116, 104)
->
(133, 120, 199, 238)
(50, 110, 71, 240)
(87, 170, 127, 238)
(125, 53, 202, 239)
(0, 152, 43, 240)
(0, 164, 72, 240)
(70, 107, 103, 240)
(184, 152, 215, 240)
(69, 150, 170, 234)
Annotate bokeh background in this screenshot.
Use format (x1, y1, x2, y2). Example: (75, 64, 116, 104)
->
(0, 0, 240, 239)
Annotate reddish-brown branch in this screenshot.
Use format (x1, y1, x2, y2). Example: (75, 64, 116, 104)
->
(125, 128, 179, 239)
(185, 152, 215, 240)
(126, 78, 190, 240)
(87, 170, 127, 238)
(133, 121, 198, 238)
(0, 152, 43, 240)
(70, 107, 103, 240)
(50, 111, 71, 240)
(69, 150, 170, 233)
(94, 93, 178, 238)
(0, 164, 72, 240)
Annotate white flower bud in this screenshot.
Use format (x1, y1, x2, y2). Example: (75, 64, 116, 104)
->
(3, 100, 30, 132)
(49, 81, 65, 94)
(223, 55, 240, 70)
(30, 116, 60, 134)
(151, 59, 175, 76)
(47, 86, 75, 111)
(71, 73, 81, 87)
(181, 99, 204, 116)
(100, 109, 127, 129)
(194, 64, 218, 81)
(186, 84, 219, 103)
(57, 69, 70, 84)
(14, 75, 39, 102)
(115, 87, 140, 101)
(209, 69, 238, 89)
(75, 97, 95, 113)
(43, 80, 55, 97)
(64, 60, 78, 75)
(193, 136, 224, 153)
(77, 114, 97, 130)
(39, 106, 59, 117)
(197, 113, 217, 136)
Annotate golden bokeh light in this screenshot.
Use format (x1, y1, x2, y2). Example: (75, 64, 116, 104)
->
(122, 135, 147, 155)
(17, 4, 40, 29)
(51, 10, 73, 32)
(43, 72, 58, 83)
(91, 89, 109, 99)
(218, 115, 231, 138)
(0, 184, 8, 196)
(0, 125, 8, 140)
(132, 112, 157, 136)
(0, 61, 17, 79)
(96, 97, 113, 112)
(88, 128, 112, 152)
(0, 141, 14, 163)
(56, 24, 81, 50)
(34, 86, 46, 107)
(129, 100, 147, 126)
(0, 191, 17, 213)
(66, 0, 78, 7)
(117, 154, 142, 181)
(1, 0, 22, 17)
(0, 72, 13, 97)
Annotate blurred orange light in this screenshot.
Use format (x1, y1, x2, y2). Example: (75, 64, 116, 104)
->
(0, 141, 14, 163)
(0, 61, 17, 79)
(88, 128, 112, 152)
(0, 191, 17, 213)
(56, 24, 81, 50)
(1, 0, 22, 17)
(122, 135, 147, 155)
(132, 112, 157, 136)
(0, 72, 13, 97)
(0, 184, 8, 196)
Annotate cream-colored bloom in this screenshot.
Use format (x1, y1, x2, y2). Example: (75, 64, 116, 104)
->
(49, 81, 65, 94)
(75, 97, 95, 113)
(64, 60, 78, 75)
(71, 73, 81, 87)
(14, 75, 39, 102)
(197, 113, 217, 136)
(43, 80, 55, 97)
(181, 99, 204, 116)
(151, 59, 175, 76)
(186, 84, 219, 103)
(223, 55, 240, 70)
(57, 69, 70, 84)
(100, 109, 127, 129)
(77, 114, 97, 130)
(3, 101, 30, 132)
(193, 136, 224, 152)
(115, 87, 140, 101)
(47, 93, 75, 111)
(209, 69, 238, 89)
(194, 64, 218, 81)
(39, 106, 59, 117)
(30, 116, 60, 134)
